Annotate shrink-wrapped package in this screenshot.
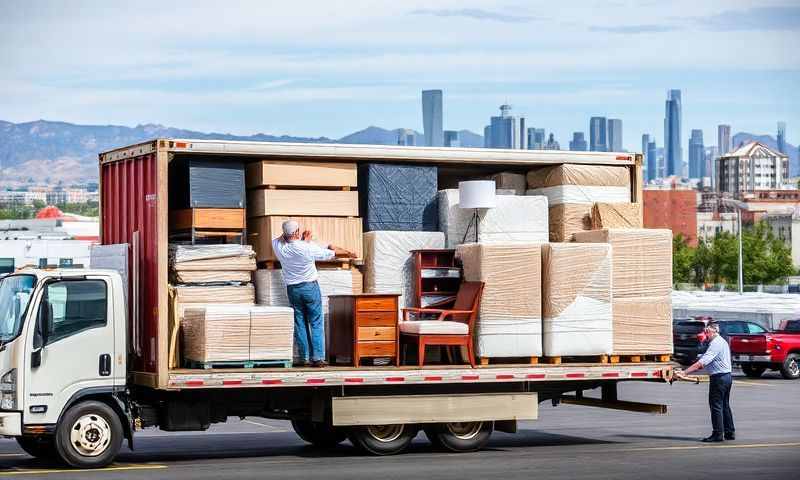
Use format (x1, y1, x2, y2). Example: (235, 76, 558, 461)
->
(173, 284, 255, 304)
(172, 270, 252, 284)
(573, 228, 672, 354)
(491, 172, 527, 195)
(169, 244, 256, 271)
(541, 243, 613, 356)
(362, 231, 445, 309)
(590, 203, 643, 229)
(456, 243, 542, 358)
(438, 189, 548, 248)
(359, 163, 439, 231)
(526, 164, 631, 242)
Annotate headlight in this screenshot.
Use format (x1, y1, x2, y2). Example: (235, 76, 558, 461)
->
(0, 369, 17, 410)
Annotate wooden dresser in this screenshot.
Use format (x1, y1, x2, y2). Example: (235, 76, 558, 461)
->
(328, 293, 400, 367)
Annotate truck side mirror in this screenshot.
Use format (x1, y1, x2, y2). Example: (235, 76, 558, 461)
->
(31, 302, 51, 368)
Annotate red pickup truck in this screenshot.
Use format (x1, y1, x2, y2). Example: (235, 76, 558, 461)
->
(730, 319, 800, 380)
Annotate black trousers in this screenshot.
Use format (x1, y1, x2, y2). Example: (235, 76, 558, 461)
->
(709, 372, 735, 436)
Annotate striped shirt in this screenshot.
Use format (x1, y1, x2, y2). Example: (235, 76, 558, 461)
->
(698, 335, 732, 375)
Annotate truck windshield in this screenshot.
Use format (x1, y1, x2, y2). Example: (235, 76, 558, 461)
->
(0, 274, 36, 343)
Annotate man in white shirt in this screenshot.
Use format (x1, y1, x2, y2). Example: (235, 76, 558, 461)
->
(272, 220, 354, 367)
(681, 321, 735, 442)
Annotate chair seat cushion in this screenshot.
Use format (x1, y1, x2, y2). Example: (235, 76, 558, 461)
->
(399, 320, 469, 335)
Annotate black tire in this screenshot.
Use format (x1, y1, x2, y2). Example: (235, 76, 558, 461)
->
(741, 364, 766, 378)
(780, 354, 800, 380)
(16, 436, 57, 460)
(291, 419, 348, 447)
(423, 422, 493, 452)
(348, 424, 416, 455)
(54, 400, 124, 469)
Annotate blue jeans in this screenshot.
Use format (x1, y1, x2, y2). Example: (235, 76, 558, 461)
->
(286, 281, 325, 363)
(709, 372, 735, 437)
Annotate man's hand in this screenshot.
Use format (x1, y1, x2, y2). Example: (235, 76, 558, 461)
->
(329, 244, 356, 258)
(301, 230, 312, 242)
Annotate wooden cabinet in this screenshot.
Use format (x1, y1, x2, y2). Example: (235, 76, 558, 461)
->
(328, 294, 400, 367)
(411, 249, 461, 308)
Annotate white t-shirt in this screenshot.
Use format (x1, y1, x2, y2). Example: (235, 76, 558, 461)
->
(271, 237, 335, 285)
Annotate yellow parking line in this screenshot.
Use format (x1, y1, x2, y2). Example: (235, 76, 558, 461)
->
(734, 380, 776, 387)
(620, 442, 800, 452)
(0, 464, 167, 476)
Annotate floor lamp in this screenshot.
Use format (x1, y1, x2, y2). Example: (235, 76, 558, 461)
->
(459, 180, 497, 244)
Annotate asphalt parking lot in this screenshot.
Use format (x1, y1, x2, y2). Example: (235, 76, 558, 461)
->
(1, 370, 799, 480)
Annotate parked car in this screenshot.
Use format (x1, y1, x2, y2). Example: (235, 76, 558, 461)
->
(672, 318, 768, 366)
(730, 319, 800, 380)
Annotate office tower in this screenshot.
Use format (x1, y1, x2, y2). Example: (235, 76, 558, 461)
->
(642, 134, 651, 178)
(647, 140, 657, 182)
(717, 124, 731, 155)
(487, 104, 518, 149)
(664, 89, 682, 176)
(607, 119, 623, 152)
(444, 130, 460, 147)
(397, 128, 416, 146)
(569, 132, 588, 151)
(589, 116, 607, 151)
(545, 133, 560, 150)
(519, 117, 527, 150)
(777, 122, 787, 154)
(421, 89, 444, 147)
(705, 146, 718, 188)
(483, 125, 491, 148)
(527, 128, 545, 150)
(688, 129, 705, 178)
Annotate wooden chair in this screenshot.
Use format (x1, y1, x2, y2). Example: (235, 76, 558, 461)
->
(399, 281, 484, 368)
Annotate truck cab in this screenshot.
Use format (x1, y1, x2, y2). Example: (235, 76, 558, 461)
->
(0, 269, 129, 467)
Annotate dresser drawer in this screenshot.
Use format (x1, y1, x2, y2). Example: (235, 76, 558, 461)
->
(356, 296, 397, 312)
(356, 311, 397, 327)
(358, 326, 396, 341)
(356, 341, 396, 357)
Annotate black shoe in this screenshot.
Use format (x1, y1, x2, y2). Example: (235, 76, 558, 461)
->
(295, 361, 311, 368)
(311, 360, 328, 368)
(724, 433, 736, 440)
(701, 435, 724, 443)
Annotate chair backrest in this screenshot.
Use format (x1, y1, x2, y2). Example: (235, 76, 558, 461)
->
(451, 281, 484, 330)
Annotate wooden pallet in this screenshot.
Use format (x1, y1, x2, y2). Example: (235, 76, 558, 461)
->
(615, 354, 672, 363)
(185, 359, 292, 370)
(478, 356, 539, 366)
(543, 355, 612, 365)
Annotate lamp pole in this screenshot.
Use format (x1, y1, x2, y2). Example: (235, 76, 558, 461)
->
(737, 207, 743, 294)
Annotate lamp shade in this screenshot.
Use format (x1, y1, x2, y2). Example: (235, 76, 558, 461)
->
(458, 180, 496, 209)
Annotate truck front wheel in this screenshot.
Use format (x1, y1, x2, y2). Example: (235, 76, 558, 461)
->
(741, 364, 766, 378)
(424, 421, 494, 452)
(16, 436, 57, 460)
(348, 424, 416, 455)
(54, 400, 123, 468)
(780, 354, 800, 380)
(291, 420, 347, 448)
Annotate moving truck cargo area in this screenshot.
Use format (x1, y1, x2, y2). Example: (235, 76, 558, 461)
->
(0, 139, 674, 468)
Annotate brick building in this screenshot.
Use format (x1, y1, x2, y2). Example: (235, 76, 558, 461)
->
(643, 185, 698, 246)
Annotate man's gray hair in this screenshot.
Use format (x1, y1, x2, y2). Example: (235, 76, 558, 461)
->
(707, 321, 720, 333)
(282, 220, 300, 236)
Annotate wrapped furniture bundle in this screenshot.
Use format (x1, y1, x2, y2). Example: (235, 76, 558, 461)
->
(438, 189, 548, 248)
(362, 231, 445, 309)
(526, 164, 631, 241)
(248, 216, 363, 262)
(358, 163, 439, 231)
(169, 244, 256, 284)
(590, 203, 643, 229)
(491, 172, 527, 195)
(456, 243, 543, 358)
(573, 228, 673, 355)
(541, 243, 613, 356)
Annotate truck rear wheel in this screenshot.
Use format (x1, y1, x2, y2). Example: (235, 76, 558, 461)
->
(16, 436, 57, 460)
(741, 364, 766, 378)
(54, 400, 123, 468)
(780, 354, 800, 380)
(348, 424, 416, 455)
(291, 420, 347, 448)
(424, 421, 493, 452)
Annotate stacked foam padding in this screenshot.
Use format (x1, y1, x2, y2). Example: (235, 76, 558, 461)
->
(456, 243, 543, 358)
(573, 228, 673, 355)
(541, 243, 613, 356)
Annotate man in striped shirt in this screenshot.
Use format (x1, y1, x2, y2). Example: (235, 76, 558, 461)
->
(681, 321, 735, 442)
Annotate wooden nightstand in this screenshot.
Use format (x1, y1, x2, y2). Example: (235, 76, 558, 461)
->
(328, 293, 400, 367)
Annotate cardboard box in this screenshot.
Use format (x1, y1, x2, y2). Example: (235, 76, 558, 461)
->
(548, 203, 592, 242)
(541, 243, 612, 356)
(170, 208, 246, 231)
(527, 164, 631, 189)
(590, 203, 643, 229)
(248, 216, 363, 262)
(491, 172, 527, 195)
(457, 243, 543, 358)
(246, 160, 357, 189)
(247, 189, 359, 217)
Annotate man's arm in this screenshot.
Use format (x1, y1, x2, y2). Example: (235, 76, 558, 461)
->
(327, 244, 356, 259)
(683, 340, 720, 375)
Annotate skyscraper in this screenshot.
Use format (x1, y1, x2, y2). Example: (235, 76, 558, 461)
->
(519, 117, 527, 150)
(444, 130, 460, 147)
(421, 89, 443, 147)
(397, 128, 416, 146)
(488, 104, 518, 149)
(777, 122, 787, 154)
(647, 140, 657, 182)
(607, 119, 623, 152)
(483, 125, 491, 148)
(589, 116, 607, 151)
(545, 133, 560, 150)
(527, 128, 545, 150)
(717, 124, 731, 156)
(642, 134, 651, 178)
(664, 89, 682, 176)
(688, 129, 705, 179)
(569, 132, 588, 151)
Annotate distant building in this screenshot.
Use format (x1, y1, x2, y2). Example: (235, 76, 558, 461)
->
(527, 127, 545, 150)
(716, 141, 789, 198)
(589, 116, 607, 152)
(607, 118, 622, 152)
(483, 126, 491, 148)
(697, 211, 737, 243)
(397, 128, 416, 146)
(444, 130, 460, 147)
(688, 129, 705, 179)
(705, 146, 719, 188)
(544, 133, 560, 150)
(642, 133, 651, 170)
(644, 184, 698, 246)
(0, 190, 47, 207)
(717, 124, 731, 156)
(569, 132, 587, 151)
(422, 89, 444, 147)
(487, 104, 519, 149)
(664, 89, 682, 176)
(763, 212, 800, 268)
(777, 121, 787, 154)
(647, 140, 658, 182)
(519, 117, 527, 150)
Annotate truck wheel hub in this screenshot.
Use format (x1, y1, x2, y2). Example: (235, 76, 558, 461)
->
(790, 359, 799, 376)
(70, 414, 111, 457)
(366, 424, 404, 443)
(445, 422, 483, 440)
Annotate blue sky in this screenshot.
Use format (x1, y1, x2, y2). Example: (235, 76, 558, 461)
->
(0, 0, 798, 152)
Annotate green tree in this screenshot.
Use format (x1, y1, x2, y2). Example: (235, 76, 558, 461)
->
(672, 234, 695, 284)
(32, 199, 45, 209)
(693, 239, 713, 285)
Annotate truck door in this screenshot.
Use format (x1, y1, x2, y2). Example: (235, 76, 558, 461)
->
(23, 277, 116, 425)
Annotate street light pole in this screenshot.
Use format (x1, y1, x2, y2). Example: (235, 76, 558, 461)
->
(737, 208, 743, 294)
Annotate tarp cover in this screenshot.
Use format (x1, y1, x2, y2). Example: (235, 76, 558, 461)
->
(457, 243, 543, 358)
(359, 163, 438, 231)
(169, 158, 245, 209)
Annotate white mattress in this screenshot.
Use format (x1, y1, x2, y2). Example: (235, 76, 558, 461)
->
(438, 190, 549, 248)
(525, 185, 630, 205)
